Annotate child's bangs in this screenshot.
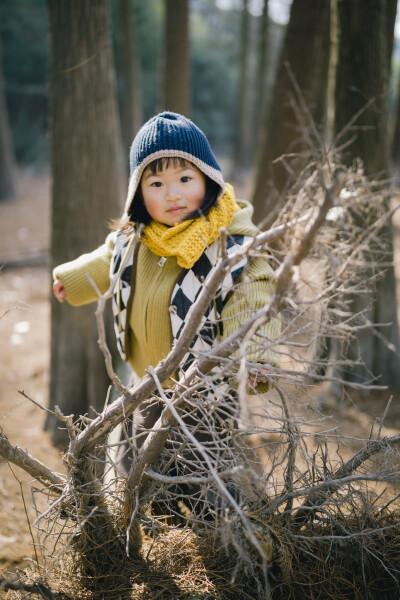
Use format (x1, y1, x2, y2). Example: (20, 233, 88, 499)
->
(147, 156, 191, 174)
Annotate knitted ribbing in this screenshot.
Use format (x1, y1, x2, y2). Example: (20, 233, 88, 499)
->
(129, 246, 181, 376)
(141, 184, 239, 269)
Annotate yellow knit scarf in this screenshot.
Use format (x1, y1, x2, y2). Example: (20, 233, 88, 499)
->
(141, 183, 239, 269)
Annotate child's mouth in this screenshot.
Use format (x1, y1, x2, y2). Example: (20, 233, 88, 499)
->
(167, 206, 185, 215)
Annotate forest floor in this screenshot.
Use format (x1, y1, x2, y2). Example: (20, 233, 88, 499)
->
(1, 171, 400, 598)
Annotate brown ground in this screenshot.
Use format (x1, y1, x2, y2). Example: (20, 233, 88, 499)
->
(0, 172, 400, 596)
(0, 172, 64, 582)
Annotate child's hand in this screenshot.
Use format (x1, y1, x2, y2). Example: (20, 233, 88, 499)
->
(248, 367, 270, 388)
(53, 279, 67, 303)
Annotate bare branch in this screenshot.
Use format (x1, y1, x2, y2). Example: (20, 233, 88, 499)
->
(292, 433, 400, 522)
(0, 430, 65, 492)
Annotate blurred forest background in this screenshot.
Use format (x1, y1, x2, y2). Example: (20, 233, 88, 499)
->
(0, 0, 288, 175)
(0, 0, 399, 183)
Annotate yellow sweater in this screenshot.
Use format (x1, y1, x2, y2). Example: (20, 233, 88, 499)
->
(53, 201, 281, 378)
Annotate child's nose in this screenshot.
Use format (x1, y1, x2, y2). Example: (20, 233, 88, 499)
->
(166, 185, 181, 201)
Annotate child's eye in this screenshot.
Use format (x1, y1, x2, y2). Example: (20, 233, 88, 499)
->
(151, 181, 163, 188)
(181, 176, 191, 183)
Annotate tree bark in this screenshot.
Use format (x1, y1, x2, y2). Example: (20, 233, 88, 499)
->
(116, 0, 143, 158)
(46, 0, 125, 447)
(252, 0, 270, 157)
(0, 34, 16, 201)
(392, 75, 400, 170)
(385, 0, 398, 70)
(232, 0, 251, 173)
(160, 0, 190, 115)
(390, 0, 400, 171)
(251, 0, 331, 227)
(254, 0, 269, 119)
(334, 0, 400, 387)
(335, 1, 389, 175)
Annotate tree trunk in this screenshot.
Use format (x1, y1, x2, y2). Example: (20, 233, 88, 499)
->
(253, 0, 269, 148)
(160, 0, 190, 115)
(254, 0, 269, 118)
(0, 34, 15, 201)
(335, 1, 389, 175)
(116, 0, 143, 158)
(392, 74, 400, 171)
(334, 0, 400, 387)
(251, 0, 331, 227)
(385, 0, 397, 69)
(390, 0, 400, 171)
(232, 0, 251, 174)
(46, 0, 125, 447)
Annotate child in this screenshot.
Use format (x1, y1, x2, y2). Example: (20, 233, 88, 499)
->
(53, 111, 280, 384)
(53, 112, 280, 513)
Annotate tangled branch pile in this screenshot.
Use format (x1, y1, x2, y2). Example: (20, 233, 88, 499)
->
(1, 155, 400, 600)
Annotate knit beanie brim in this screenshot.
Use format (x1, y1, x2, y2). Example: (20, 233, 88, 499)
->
(123, 112, 225, 219)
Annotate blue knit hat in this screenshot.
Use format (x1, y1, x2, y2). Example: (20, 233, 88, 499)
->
(124, 111, 225, 217)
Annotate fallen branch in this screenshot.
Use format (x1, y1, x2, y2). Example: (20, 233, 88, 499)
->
(290, 433, 400, 522)
(0, 577, 71, 599)
(0, 430, 65, 492)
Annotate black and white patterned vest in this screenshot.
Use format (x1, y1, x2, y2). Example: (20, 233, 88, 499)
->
(110, 230, 251, 374)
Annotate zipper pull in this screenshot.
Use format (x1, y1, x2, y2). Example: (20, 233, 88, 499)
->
(158, 256, 167, 267)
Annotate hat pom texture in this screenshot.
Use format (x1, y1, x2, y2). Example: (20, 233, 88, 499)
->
(124, 112, 225, 218)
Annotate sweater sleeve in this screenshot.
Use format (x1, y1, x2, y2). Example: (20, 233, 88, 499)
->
(220, 254, 281, 367)
(52, 232, 116, 306)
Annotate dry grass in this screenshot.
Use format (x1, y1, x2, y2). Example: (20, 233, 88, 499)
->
(2, 508, 399, 599)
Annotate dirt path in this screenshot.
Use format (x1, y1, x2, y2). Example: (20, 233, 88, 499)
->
(0, 172, 63, 577)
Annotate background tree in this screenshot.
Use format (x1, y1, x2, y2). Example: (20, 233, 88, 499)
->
(160, 0, 190, 115)
(253, 0, 269, 141)
(386, 0, 398, 68)
(392, 73, 400, 171)
(0, 1, 287, 172)
(333, 0, 400, 387)
(190, 0, 242, 153)
(391, 0, 400, 177)
(251, 0, 331, 226)
(232, 0, 251, 175)
(0, 33, 16, 201)
(45, 0, 125, 447)
(0, 0, 48, 167)
(116, 0, 143, 159)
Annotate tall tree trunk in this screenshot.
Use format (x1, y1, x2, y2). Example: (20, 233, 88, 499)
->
(335, 1, 389, 174)
(117, 0, 143, 158)
(0, 34, 15, 201)
(254, 0, 269, 119)
(385, 0, 398, 69)
(232, 0, 251, 174)
(251, 0, 331, 227)
(160, 0, 190, 115)
(334, 0, 400, 387)
(392, 74, 400, 171)
(46, 0, 125, 447)
(390, 0, 400, 171)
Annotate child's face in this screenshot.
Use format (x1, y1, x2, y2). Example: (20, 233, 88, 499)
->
(140, 162, 206, 226)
